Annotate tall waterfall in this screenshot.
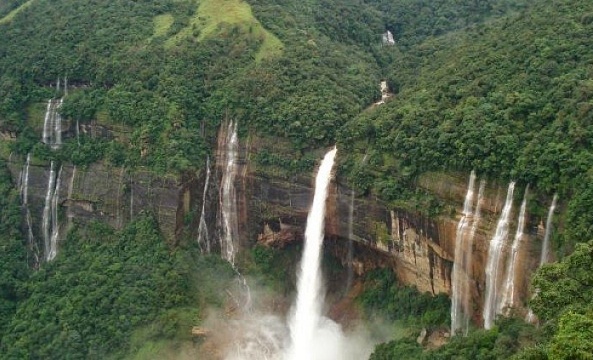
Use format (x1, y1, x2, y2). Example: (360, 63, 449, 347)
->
(42, 162, 56, 261)
(483, 182, 515, 329)
(287, 147, 337, 360)
(451, 171, 477, 335)
(42, 78, 66, 149)
(42, 98, 64, 149)
(540, 194, 558, 265)
(47, 166, 63, 261)
(499, 187, 528, 313)
(220, 121, 239, 266)
(197, 156, 212, 253)
(525, 194, 558, 323)
(20, 154, 38, 265)
(67, 166, 77, 230)
(42, 162, 62, 262)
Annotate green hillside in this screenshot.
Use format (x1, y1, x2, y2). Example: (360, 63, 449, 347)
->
(1, 0, 593, 358)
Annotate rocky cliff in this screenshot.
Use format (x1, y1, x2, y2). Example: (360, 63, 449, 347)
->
(5, 125, 549, 327)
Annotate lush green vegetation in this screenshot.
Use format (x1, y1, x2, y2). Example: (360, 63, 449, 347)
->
(0, 215, 237, 358)
(0, 161, 30, 343)
(359, 268, 450, 329)
(369, 240, 593, 359)
(2, 0, 593, 358)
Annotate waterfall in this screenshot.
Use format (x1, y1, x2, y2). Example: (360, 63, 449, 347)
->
(67, 166, 77, 230)
(48, 166, 63, 261)
(20, 153, 31, 204)
(20, 154, 38, 265)
(540, 194, 558, 265)
(41, 162, 62, 262)
(499, 187, 529, 313)
(41, 98, 64, 149)
(483, 182, 515, 329)
(526, 194, 558, 323)
(451, 171, 476, 335)
(42, 78, 66, 149)
(42, 100, 52, 144)
(287, 147, 337, 360)
(54, 98, 63, 149)
(42, 162, 57, 261)
(220, 121, 239, 266)
(198, 156, 212, 253)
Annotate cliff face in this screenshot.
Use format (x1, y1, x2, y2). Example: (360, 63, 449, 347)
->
(236, 139, 546, 325)
(7, 159, 193, 258)
(6, 128, 546, 326)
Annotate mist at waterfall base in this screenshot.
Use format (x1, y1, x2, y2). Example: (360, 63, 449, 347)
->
(209, 148, 378, 360)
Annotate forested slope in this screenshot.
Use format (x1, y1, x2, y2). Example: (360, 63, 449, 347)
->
(2, 0, 593, 358)
(339, 0, 593, 246)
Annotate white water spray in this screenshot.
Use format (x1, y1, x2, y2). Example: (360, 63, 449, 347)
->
(540, 194, 557, 265)
(451, 171, 476, 335)
(499, 187, 528, 313)
(526, 194, 558, 323)
(42, 162, 57, 261)
(483, 182, 515, 329)
(48, 166, 63, 261)
(286, 147, 338, 360)
(20, 154, 38, 265)
(198, 156, 212, 253)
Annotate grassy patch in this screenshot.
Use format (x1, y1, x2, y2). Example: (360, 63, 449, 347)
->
(152, 13, 174, 38)
(26, 101, 47, 132)
(166, 0, 283, 61)
(0, 0, 34, 25)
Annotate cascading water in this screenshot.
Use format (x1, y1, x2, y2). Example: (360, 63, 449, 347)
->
(220, 121, 239, 266)
(48, 166, 63, 261)
(197, 156, 212, 254)
(222, 148, 374, 360)
(483, 182, 515, 329)
(451, 171, 476, 335)
(42, 78, 66, 149)
(499, 187, 528, 314)
(286, 147, 338, 360)
(42, 162, 57, 261)
(42, 100, 52, 144)
(539, 194, 557, 265)
(20, 154, 38, 265)
(526, 194, 558, 323)
(67, 166, 77, 230)
(469, 181, 485, 241)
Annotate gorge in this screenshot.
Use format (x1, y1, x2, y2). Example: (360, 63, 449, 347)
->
(1, 0, 591, 358)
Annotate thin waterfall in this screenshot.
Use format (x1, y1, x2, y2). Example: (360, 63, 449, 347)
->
(42, 100, 52, 144)
(499, 187, 529, 313)
(197, 156, 211, 253)
(42, 77, 66, 149)
(47, 166, 63, 261)
(53, 98, 63, 149)
(483, 182, 515, 329)
(287, 147, 337, 360)
(67, 166, 77, 230)
(42, 162, 57, 261)
(526, 194, 558, 323)
(462, 179, 485, 333)
(540, 194, 558, 265)
(20, 153, 31, 204)
(451, 171, 476, 335)
(220, 121, 239, 266)
(20, 154, 39, 266)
